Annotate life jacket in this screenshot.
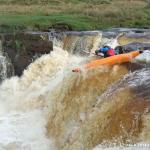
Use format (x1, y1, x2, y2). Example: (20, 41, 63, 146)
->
(106, 49, 115, 57)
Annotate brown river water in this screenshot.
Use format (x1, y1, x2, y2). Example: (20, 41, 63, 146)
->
(0, 28, 149, 150)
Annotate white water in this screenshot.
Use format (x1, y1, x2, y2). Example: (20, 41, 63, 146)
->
(101, 33, 119, 50)
(0, 110, 52, 150)
(0, 40, 14, 81)
(134, 50, 150, 64)
(93, 144, 150, 150)
(0, 56, 8, 80)
(0, 47, 86, 150)
(0, 34, 149, 150)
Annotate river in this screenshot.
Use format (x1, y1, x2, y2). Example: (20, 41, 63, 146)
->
(0, 28, 149, 150)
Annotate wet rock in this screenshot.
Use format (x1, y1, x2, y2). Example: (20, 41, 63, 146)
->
(122, 42, 150, 52)
(0, 32, 53, 76)
(13, 55, 32, 76)
(118, 33, 150, 45)
(124, 62, 145, 72)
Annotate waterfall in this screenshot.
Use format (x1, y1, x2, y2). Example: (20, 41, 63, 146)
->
(0, 28, 149, 150)
(0, 40, 14, 82)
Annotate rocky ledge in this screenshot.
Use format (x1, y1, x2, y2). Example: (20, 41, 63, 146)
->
(0, 32, 53, 76)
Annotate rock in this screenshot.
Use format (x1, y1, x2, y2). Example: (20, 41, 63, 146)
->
(117, 33, 150, 45)
(122, 42, 150, 52)
(0, 32, 53, 76)
(14, 55, 32, 76)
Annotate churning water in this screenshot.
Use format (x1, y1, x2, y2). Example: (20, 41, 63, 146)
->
(0, 30, 150, 150)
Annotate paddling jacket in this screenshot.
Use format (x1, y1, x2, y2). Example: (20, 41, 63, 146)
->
(97, 47, 115, 57)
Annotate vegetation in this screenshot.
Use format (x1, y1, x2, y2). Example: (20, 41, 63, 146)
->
(0, 0, 150, 31)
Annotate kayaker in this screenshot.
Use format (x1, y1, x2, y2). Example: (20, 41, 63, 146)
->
(95, 45, 116, 57)
(114, 46, 124, 55)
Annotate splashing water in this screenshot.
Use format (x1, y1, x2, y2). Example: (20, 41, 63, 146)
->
(0, 110, 53, 150)
(0, 30, 149, 150)
(0, 40, 14, 81)
(0, 47, 87, 150)
(0, 55, 8, 80)
(63, 31, 102, 54)
(134, 50, 150, 64)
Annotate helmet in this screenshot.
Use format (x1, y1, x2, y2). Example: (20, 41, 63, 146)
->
(103, 45, 111, 49)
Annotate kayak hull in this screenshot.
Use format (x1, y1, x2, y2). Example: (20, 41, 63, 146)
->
(72, 51, 140, 72)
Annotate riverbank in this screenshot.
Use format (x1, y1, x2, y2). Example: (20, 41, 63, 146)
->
(0, 0, 150, 32)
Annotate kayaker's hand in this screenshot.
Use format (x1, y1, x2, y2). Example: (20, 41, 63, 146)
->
(96, 53, 104, 57)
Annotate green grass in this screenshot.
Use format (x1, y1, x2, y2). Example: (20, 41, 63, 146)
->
(0, 0, 112, 4)
(0, 0, 150, 32)
(0, 13, 100, 31)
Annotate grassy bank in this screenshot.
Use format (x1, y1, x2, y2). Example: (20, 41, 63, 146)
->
(0, 0, 150, 31)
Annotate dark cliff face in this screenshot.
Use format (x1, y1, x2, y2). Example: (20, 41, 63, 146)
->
(0, 32, 53, 76)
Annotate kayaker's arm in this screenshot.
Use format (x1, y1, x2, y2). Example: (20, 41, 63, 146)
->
(82, 50, 104, 57)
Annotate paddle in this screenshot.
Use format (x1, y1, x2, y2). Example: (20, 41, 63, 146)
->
(81, 50, 95, 55)
(81, 50, 104, 57)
